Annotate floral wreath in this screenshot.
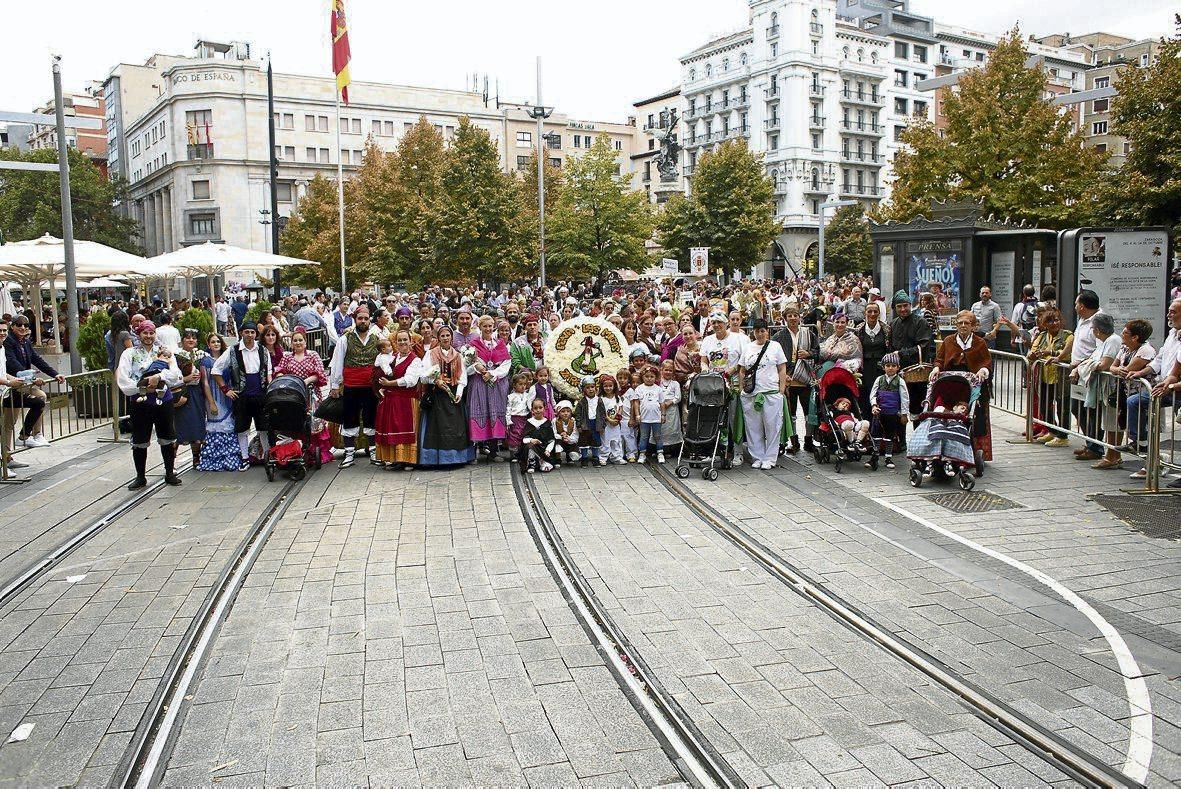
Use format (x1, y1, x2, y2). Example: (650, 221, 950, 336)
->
(542, 317, 628, 398)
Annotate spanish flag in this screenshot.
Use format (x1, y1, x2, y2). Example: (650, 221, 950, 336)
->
(331, 0, 352, 105)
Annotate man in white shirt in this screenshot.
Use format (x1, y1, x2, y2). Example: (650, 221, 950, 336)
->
(1126, 298, 1181, 463)
(970, 286, 1003, 349)
(214, 298, 232, 334)
(211, 320, 273, 471)
(738, 319, 788, 469)
(154, 312, 181, 350)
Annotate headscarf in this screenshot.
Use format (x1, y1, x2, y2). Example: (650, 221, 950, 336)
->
(137, 320, 157, 334)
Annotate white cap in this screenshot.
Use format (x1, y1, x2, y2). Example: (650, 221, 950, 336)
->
(869, 287, 881, 295)
(565, 296, 578, 305)
(556, 400, 574, 411)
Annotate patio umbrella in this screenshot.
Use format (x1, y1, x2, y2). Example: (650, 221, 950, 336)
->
(148, 241, 314, 299)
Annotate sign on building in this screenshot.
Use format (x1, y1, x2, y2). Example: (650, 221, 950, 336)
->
(1072, 229, 1172, 342)
(689, 247, 709, 277)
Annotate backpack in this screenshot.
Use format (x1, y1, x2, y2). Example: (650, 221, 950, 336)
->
(1018, 301, 1038, 331)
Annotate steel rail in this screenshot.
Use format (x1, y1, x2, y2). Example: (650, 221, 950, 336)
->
(512, 466, 743, 789)
(649, 463, 1144, 789)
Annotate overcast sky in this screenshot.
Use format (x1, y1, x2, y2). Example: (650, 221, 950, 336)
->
(3, 0, 1175, 123)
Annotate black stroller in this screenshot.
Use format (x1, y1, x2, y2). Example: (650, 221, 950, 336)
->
(813, 366, 877, 473)
(261, 375, 321, 481)
(674, 372, 732, 481)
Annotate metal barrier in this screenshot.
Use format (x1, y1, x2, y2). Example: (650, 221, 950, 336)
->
(1144, 388, 1179, 493)
(2, 369, 122, 483)
(279, 327, 332, 359)
(987, 349, 1029, 421)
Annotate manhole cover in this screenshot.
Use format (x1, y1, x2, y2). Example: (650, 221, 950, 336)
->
(202, 485, 243, 493)
(922, 490, 1022, 514)
(1093, 494, 1181, 540)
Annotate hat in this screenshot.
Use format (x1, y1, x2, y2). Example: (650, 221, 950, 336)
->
(891, 290, 911, 307)
(395, 306, 412, 318)
(241, 320, 258, 332)
(708, 312, 727, 323)
(556, 399, 574, 412)
(182, 327, 200, 337)
(868, 287, 881, 295)
(580, 375, 597, 388)
(629, 347, 648, 359)
(565, 296, 578, 306)
(751, 318, 768, 330)
(524, 313, 539, 324)
(137, 320, 156, 334)
(882, 351, 900, 367)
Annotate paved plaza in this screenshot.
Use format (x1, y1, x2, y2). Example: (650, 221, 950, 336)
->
(0, 411, 1178, 786)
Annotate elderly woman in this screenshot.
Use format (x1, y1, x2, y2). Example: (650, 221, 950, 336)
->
(1070, 313, 1121, 469)
(856, 302, 890, 415)
(373, 329, 423, 469)
(466, 314, 512, 460)
(1027, 307, 1074, 445)
(173, 328, 208, 469)
(269, 305, 291, 337)
(116, 321, 184, 489)
(931, 310, 993, 475)
(819, 313, 863, 373)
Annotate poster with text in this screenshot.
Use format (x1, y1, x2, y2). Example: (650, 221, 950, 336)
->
(990, 251, 1015, 318)
(1077, 230, 1170, 342)
(690, 247, 709, 277)
(906, 240, 963, 317)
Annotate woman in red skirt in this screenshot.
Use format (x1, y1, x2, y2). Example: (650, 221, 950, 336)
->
(373, 330, 423, 469)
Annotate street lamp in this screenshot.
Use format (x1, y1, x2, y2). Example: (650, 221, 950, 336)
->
(527, 56, 554, 288)
(818, 196, 857, 280)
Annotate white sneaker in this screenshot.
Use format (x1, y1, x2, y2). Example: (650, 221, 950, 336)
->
(762, 461, 775, 470)
(598, 457, 608, 466)
(657, 451, 666, 463)
(612, 457, 626, 465)
(22, 434, 49, 448)
(641, 454, 649, 463)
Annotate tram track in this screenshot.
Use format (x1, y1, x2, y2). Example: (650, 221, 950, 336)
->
(113, 475, 308, 789)
(647, 462, 1144, 789)
(511, 465, 743, 789)
(0, 464, 191, 614)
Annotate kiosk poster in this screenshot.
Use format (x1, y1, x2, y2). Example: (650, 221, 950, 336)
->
(1078, 230, 1169, 342)
(906, 240, 962, 317)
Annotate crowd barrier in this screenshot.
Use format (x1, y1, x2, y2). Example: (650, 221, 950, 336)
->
(1, 369, 122, 484)
(279, 327, 332, 359)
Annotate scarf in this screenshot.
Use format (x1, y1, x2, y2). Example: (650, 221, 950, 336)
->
(431, 345, 463, 384)
(476, 337, 510, 366)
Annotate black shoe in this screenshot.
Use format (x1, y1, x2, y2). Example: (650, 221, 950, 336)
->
(580, 458, 588, 468)
(165, 473, 183, 486)
(238, 458, 251, 472)
(1167, 477, 1181, 489)
(804, 438, 815, 452)
(127, 477, 148, 490)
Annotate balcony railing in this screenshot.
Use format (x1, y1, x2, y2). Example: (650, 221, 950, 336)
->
(810, 22, 823, 35)
(939, 53, 955, 66)
(767, 24, 780, 39)
(808, 115, 826, 128)
(809, 84, 826, 98)
(773, 179, 788, 195)
(839, 184, 885, 196)
(764, 117, 781, 130)
(803, 183, 829, 195)
(841, 120, 883, 134)
(683, 165, 694, 176)
(840, 89, 881, 105)
(765, 87, 779, 99)
(839, 151, 885, 164)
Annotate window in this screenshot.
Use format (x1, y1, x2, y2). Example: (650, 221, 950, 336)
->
(191, 180, 210, 200)
(812, 133, 821, 150)
(189, 212, 216, 236)
(648, 139, 655, 151)
(894, 42, 909, 59)
(549, 157, 561, 168)
(689, 68, 696, 81)
(516, 131, 532, 147)
(282, 113, 293, 129)
(341, 149, 350, 164)
(342, 117, 361, 134)
(384, 121, 395, 136)
(741, 53, 748, 67)
(1092, 121, 1108, 135)
(688, 98, 696, 116)
(913, 100, 928, 117)
(274, 145, 283, 159)
(276, 183, 293, 203)
(647, 113, 654, 128)
(318, 116, 329, 132)
(548, 134, 561, 149)
(1095, 143, 1107, 153)
(305, 114, 316, 131)
(284, 145, 294, 160)
(893, 125, 905, 141)
(914, 45, 927, 64)
(722, 89, 729, 107)
(1140, 53, 1149, 67)
(914, 72, 926, 83)
(1095, 76, 1110, 89)
(583, 135, 592, 148)
(771, 42, 778, 58)
(705, 96, 712, 112)
(894, 70, 908, 87)
(573, 136, 581, 149)
(768, 133, 778, 149)
(614, 140, 622, 151)
(306, 147, 317, 162)
(894, 97, 908, 115)
(1093, 98, 1109, 113)
(722, 58, 729, 72)
(705, 63, 712, 77)
(131, 140, 140, 158)
(975, 52, 984, 62)
(372, 120, 382, 136)
(740, 86, 747, 103)
(811, 168, 820, 189)
(516, 155, 530, 170)
(320, 147, 330, 162)
(185, 109, 213, 159)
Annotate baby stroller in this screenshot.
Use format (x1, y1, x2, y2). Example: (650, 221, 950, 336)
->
(675, 372, 732, 481)
(813, 366, 876, 473)
(261, 374, 321, 481)
(907, 372, 980, 491)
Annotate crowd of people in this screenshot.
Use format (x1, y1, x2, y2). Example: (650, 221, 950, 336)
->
(5, 268, 1178, 489)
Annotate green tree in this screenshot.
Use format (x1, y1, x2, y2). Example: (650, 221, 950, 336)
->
(547, 135, 652, 288)
(382, 119, 447, 286)
(886, 29, 1108, 228)
(517, 150, 563, 275)
(1097, 17, 1181, 236)
(279, 175, 369, 290)
(822, 203, 873, 277)
(434, 117, 528, 285)
(657, 139, 779, 277)
(0, 147, 141, 252)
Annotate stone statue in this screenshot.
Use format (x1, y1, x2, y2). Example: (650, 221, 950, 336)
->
(655, 108, 680, 183)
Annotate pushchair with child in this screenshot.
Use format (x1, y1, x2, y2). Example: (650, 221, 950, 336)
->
(674, 371, 732, 481)
(813, 365, 876, 473)
(261, 374, 322, 481)
(906, 371, 980, 491)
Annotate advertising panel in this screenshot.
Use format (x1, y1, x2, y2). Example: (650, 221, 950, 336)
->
(1078, 230, 1170, 342)
(906, 239, 963, 317)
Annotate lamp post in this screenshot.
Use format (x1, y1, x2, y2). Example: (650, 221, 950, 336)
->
(818, 196, 857, 280)
(264, 54, 281, 302)
(526, 57, 554, 288)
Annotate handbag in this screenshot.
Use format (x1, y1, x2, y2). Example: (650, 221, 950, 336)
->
(420, 385, 434, 411)
(313, 394, 345, 423)
(743, 342, 771, 394)
(791, 359, 813, 386)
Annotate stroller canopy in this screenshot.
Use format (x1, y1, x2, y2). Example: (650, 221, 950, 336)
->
(266, 374, 310, 402)
(819, 366, 859, 403)
(688, 372, 728, 408)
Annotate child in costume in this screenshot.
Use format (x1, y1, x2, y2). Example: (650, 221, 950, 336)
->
(868, 351, 910, 469)
(659, 359, 683, 455)
(136, 348, 175, 405)
(832, 396, 870, 450)
(632, 365, 666, 463)
(552, 400, 580, 464)
(518, 397, 556, 473)
(618, 369, 639, 462)
(532, 366, 556, 420)
(505, 372, 533, 453)
(373, 338, 394, 400)
(574, 375, 607, 467)
(599, 374, 626, 464)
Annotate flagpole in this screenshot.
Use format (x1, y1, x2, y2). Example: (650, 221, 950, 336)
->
(335, 89, 346, 293)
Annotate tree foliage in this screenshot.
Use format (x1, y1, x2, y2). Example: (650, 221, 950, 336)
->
(433, 117, 528, 285)
(1097, 16, 1181, 237)
(657, 139, 779, 277)
(278, 174, 369, 290)
(517, 150, 563, 272)
(885, 28, 1108, 228)
(547, 135, 652, 287)
(823, 203, 873, 277)
(0, 147, 141, 252)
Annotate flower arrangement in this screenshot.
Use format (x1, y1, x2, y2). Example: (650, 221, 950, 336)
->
(542, 317, 629, 398)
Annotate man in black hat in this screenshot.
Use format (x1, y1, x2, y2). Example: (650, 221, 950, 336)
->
(888, 290, 935, 420)
(211, 320, 273, 471)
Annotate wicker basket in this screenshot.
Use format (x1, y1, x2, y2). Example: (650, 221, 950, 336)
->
(900, 346, 933, 383)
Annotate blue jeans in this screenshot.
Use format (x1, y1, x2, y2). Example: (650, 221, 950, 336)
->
(1127, 391, 1177, 443)
(638, 422, 662, 454)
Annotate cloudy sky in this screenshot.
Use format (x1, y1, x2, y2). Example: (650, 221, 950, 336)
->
(3, 0, 1175, 122)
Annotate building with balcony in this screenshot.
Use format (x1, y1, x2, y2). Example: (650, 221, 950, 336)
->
(25, 83, 109, 177)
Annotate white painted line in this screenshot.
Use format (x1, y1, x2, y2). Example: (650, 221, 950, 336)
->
(870, 495, 1154, 782)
